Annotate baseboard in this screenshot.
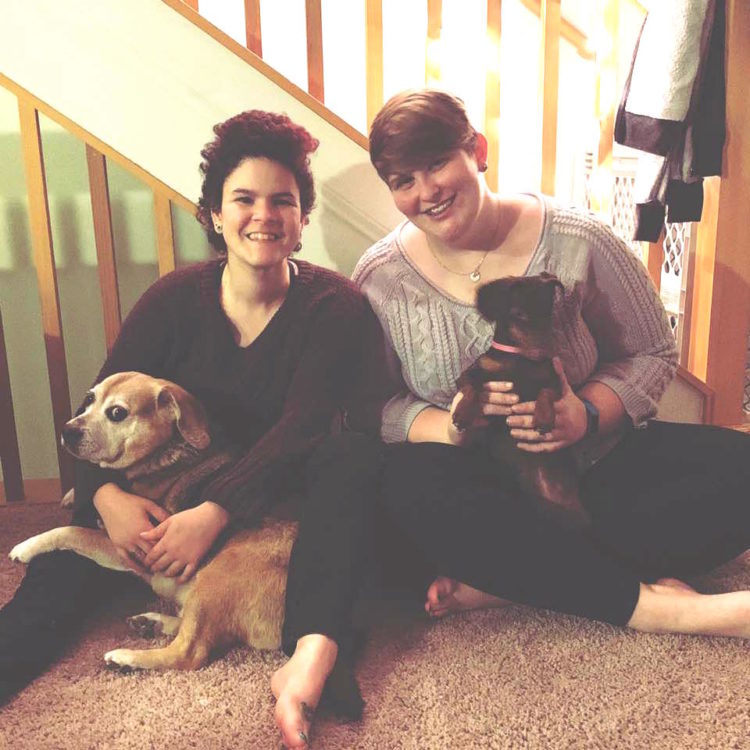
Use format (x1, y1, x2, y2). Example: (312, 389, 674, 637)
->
(0, 478, 61, 505)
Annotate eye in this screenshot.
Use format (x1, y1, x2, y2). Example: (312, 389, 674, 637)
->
(236, 196, 254, 204)
(105, 405, 129, 422)
(75, 392, 95, 416)
(389, 175, 414, 191)
(275, 197, 298, 207)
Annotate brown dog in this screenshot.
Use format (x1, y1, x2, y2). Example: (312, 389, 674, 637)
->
(452, 273, 587, 527)
(10, 371, 362, 716)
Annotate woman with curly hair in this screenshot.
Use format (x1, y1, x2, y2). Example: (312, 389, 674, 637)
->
(0, 110, 385, 748)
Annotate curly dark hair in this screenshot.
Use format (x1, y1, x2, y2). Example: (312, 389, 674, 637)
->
(197, 110, 320, 253)
(369, 89, 478, 183)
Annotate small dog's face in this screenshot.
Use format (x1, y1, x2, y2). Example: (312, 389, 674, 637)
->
(475, 273, 563, 345)
(61, 371, 210, 469)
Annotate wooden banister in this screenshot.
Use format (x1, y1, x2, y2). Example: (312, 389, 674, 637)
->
(18, 101, 75, 492)
(485, 0, 502, 192)
(86, 145, 122, 353)
(539, 0, 561, 195)
(366, 0, 384, 130)
(305, 0, 324, 102)
(0, 309, 24, 503)
(244, 0, 262, 57)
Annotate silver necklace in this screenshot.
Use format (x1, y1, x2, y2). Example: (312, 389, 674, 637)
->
(427, 242, 491, 283)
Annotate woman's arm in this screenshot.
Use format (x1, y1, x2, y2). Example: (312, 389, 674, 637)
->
(200, 293, 380, 526)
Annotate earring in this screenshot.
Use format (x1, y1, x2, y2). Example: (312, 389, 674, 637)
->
(479, 163, 488, 173)
(214, 224, 223, 233)
(292, 241, 302, 254)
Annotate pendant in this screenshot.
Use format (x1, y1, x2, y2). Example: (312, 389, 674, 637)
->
(469, 270, 481, 283)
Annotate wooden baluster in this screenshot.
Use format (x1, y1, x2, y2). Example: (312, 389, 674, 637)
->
(426, 0, 442, 86)
(0, 309, 24, 503)
(18, 101, 75, 492)
(366, 0, 384, 129)
(485, 0, 502, 192)
(539, 0, 561, 195)
(154, 191, 176, 277)
(244, 0, 262, 56)
(86, 145, 122, 353)
(305, 0, 324, 102)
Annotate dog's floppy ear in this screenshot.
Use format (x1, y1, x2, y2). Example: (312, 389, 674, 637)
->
(475, 277, 516, 322)
(157, 384, 211, 450)
(526, 273, 563, 319)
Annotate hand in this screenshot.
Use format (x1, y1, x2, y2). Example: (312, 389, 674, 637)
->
(507, 358, 588, 453)
(141, 501, 230, 582)
(93, 484, 170, 571)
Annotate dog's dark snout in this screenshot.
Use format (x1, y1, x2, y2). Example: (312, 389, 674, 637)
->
(61, 425, 83, 449)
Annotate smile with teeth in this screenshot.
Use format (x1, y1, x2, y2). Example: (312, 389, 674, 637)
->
(423, 195, 455, 217)
(246, 231, 283, 241)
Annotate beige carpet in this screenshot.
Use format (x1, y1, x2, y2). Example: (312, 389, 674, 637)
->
(0, 503, 748, 750)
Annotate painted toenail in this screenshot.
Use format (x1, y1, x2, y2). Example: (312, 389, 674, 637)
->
(299, 729, 309, 744)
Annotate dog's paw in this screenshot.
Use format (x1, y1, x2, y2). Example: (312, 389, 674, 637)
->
(104, 649, 139, 672)
(127, 614, 162, 639)
(9, 539, 38, 564)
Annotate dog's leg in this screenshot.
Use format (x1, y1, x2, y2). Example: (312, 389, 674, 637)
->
(452, 384, 482, 430)
(127, 613, 182, 639)
(105, 593, 216, 671)
(10, 527, 132, 574)
(532, 387, 558, 433)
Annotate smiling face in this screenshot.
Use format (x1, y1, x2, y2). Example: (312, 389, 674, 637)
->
(211, 157, 304, 271)
(385, 142, 486, 246)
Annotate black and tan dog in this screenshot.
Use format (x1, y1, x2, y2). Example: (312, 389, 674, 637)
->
(452, 273, 587, 527)
(10, 371, 361, 715)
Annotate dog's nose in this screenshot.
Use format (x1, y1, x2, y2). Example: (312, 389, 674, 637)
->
(61, 425, 83, 450)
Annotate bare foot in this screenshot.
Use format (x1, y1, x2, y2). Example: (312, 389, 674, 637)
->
(425, 576, 510, 618)
(271, 634, 337, 748)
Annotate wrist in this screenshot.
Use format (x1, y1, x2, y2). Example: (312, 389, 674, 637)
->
(93, 482, 122, 513)
(200, 500, 230, 528)
(579, 397, 600, 437)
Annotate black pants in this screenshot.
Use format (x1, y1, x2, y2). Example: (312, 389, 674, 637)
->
(580, 420, 750, 578)
(283, 423, 750, 650)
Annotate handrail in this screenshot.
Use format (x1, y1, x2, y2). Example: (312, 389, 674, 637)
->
(160, 0, 369, 150)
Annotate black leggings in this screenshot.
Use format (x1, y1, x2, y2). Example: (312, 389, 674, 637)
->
(283, 423, 750, 651)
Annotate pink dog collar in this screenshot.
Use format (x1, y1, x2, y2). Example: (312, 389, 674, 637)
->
(490, 341, 546, 361)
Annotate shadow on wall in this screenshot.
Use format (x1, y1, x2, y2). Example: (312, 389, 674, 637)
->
(0, 131, 215, 482)
(317, 162, 398, 277)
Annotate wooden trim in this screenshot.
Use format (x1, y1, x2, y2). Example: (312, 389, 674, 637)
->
(85, 145, 122, 353)
(539, 0, 561, 195)
(701, 0, 750, 425)
(160, 0, 367, 148)
(366, 0, 384, 130)
(305, 0, 324, 101)
(154, 192, 177, 276)
(1, 478, 61, 505)
(182, 0, 199, 10)
(0, 73, 196, 214)
(244, 0, 262, 57)
(18, 101, 75, 492)
(519, 0, 594, 60)
(426, 0, 442, 85)
(484, 0, 502, 192)
(0, 310, 24, 503)
(675, 365, 715, 425)
(643, 235, 663, 292)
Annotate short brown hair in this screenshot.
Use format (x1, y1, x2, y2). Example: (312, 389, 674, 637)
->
(369, 89, 478, 182)
(197, 110, 319, 254)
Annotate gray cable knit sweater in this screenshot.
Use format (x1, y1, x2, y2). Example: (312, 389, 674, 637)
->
(352, 196, 678, 470)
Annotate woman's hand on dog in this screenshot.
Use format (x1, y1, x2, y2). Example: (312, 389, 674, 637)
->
(448, 383, 519, 445)
(94, 484, 170, 570)
(507, 358, 587, 452)
(141, 501, 230, 582)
